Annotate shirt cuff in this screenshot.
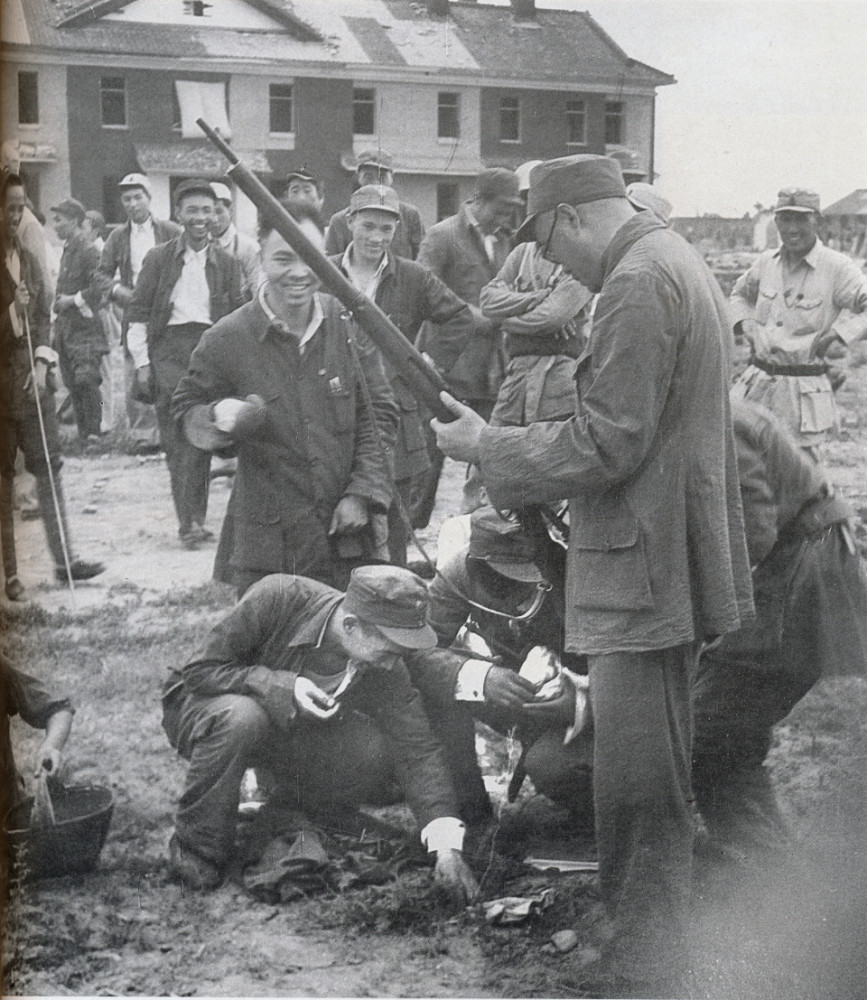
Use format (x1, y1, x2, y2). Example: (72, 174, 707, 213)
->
(73, 291, 94, 319)
(34, 346, 59, 367)
(831, 313, 867, 346)
(455, 659, 492, 701)
(420, 816, 466, 854)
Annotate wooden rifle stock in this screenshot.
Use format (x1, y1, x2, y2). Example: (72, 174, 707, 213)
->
(196, 118, 453, 421)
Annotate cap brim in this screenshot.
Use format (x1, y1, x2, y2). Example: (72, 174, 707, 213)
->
(515, 213, 538, 244)
(485, 559, 544, 583)
(378, 622, 438, 650)
(773, 206, 817, 214)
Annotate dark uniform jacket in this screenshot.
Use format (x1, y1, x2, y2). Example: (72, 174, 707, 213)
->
(125, 235, 244, 355)
(326, 201, 425, 261)
(417, 203, 512, 403)
(54, 232, 107, 359)
(329, 250, 473, 480)
(171, 292, 398, 582)
(95, 217, 181, 334)
(163, 574, 457, 827)
(479, 213, 755, 655)
(1, 239, 52, 420)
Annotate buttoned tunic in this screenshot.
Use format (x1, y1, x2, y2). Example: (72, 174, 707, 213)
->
(172, 292, 397, 584)
(480, 214, 754, 655)
(730, 239, 867, 444)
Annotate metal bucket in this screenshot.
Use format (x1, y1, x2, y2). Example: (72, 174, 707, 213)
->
(5, 784, 114, 878)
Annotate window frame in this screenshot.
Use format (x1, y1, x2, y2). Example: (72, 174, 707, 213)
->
(100, 75, 128, 130)
(604, 101, 625, 146)
(437, 91, 460, 140)
(268, 82, 295, 136)
(18, 71, 39, 126)
(499, 95, 521, 144)
(565, 99, 587, 146)
(352, 87, 376, 137)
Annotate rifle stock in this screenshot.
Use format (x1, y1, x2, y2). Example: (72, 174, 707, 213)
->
(196, 118, 453, 420)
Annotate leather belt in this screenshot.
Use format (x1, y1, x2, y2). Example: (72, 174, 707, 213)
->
(752, 356, 829, 377)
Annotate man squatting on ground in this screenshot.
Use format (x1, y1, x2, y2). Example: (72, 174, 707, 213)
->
(730, 186, 867, 451)
(1, 172, 104, 602)
(433, 154, 754, 995)
(162, 565, 478, 904)
(95, 172, 181, 446)
(330, 184, 473, 566)
(51, 197, 108, 443)
(410, 506, 594, 827)
(125, 178, 246, 550)
(172, 205, 397, 596)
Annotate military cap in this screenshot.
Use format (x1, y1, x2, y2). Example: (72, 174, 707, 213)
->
(356, 149, 394, 172)
(468, 507, 543, 584)
(173, 177, 217, 205)
(349, 184, 400, 217)
(475, 168, 523, 205)
(515, 154, 627, 243)
(343, 565, 437, 649)
(51, 198, 86, 224)
(118, 172, 152, 197)
(773, 188, 820, 214)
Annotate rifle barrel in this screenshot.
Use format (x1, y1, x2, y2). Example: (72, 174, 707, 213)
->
(196, 118, 453, 420)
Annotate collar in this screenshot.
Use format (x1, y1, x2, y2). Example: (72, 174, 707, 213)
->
(341, 243, 390, 286)
(130, 217, 154, 233)
(600, 211, 668, 283)
(215, 224, 237, 249)
(258, 282, 325, 349)
(772, 237, 823, 270)
(172, 235, 210, 260)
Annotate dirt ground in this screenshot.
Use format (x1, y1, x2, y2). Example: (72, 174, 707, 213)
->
(2, 355, 867, 999)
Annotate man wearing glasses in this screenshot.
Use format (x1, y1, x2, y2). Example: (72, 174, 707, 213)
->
(432, 155, 754, 997)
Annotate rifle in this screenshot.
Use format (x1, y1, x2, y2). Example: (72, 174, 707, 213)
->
(196, 119, 567, 604)
(196, 118, 450, 419)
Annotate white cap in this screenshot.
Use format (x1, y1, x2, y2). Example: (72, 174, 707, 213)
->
(515, 160, 543, 194)
(210, 182, 233, 204)
(119, 173, 152, 197)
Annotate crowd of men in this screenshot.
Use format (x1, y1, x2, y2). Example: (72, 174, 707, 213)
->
(4, 143, 867, 997)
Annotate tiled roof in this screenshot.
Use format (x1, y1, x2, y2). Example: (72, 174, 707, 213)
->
(823, 190, 867, 217)
(12, 0, 673, 89)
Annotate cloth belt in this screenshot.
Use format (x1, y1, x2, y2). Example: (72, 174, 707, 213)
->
(751, 356, 829, 378)
(782, 493, 852, 543)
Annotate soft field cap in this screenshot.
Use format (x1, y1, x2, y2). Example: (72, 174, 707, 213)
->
(350, 184, 400, 217)
(774, 188, 820, 214)
(516, 154, 627, 243)
(468, 507, 543, 584)
(343, 565, 437, 649)
(51, 198, 86, 224)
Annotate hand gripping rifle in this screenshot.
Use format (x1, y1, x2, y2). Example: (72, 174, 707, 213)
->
(196, 119, 567, 604)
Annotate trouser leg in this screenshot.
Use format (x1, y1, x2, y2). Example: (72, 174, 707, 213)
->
(154, 389, 186, 531)
(589, 644, 696, 987)
(524, 724, 595, 825)
(691, 651, 814, 856)
(0, 474, 17, 580)
(163, 691, 273, 866)
(19, 404, 74, 569)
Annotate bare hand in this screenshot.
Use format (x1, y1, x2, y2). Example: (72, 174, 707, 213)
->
(328, 494, 369, 536)
(54, 293, 75, 312)
(809, 328, 846, 360)
(293, 676, 340, 720)
(433, 849, 479, 907)
(34, 744, 62, 779)
(23, 363, 48, 399)
(430, 391, 487, 464)
(522, 683, 577, 726)
(136, 364, 152, 390)
(483, 666, 537, 712)
(14, 283, 30, 313)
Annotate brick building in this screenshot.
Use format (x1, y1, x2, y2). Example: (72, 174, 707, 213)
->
(2, 0, 673, 232)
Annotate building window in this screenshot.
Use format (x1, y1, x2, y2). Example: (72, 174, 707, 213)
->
(353, 88, 376, 136)
(499, 96, 520, 142)
(566, 100, 586, 145)
(437, 182, 459, 222)
(605, 101, 624, 145)
(437, 92, 460, 139)
(18, 71, 39, 125)
(269, 83, 294, 134)
(100, 76, 127, 128)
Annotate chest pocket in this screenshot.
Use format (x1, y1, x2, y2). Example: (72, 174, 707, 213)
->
(755, 289, 778, 326)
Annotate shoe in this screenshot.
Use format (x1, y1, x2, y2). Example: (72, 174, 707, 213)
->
(191, 523, 214, 542)
(179, 529, 200, 550)
(5, 577, 25, 601)
(55, 559, 105, 583)
(168, 834, 223, 891)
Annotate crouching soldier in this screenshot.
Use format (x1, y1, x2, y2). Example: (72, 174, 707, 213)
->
(408, 506, 592, 827)
(692, 398, 867, 859)
(161, 565, 478, 903)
